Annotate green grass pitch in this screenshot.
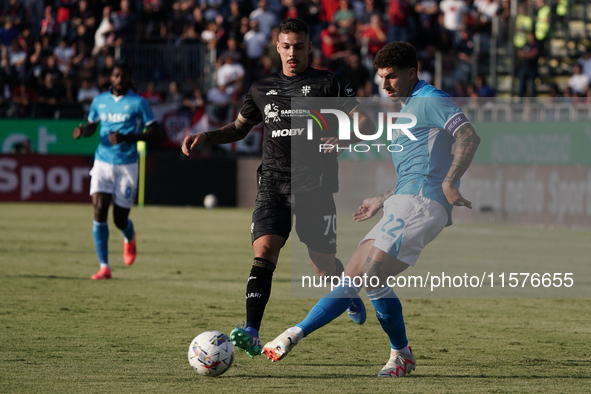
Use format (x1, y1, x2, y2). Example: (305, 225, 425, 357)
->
(1, 203, 590, 393)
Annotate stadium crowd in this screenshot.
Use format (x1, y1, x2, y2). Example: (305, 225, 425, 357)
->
(0, 0, 589, 120)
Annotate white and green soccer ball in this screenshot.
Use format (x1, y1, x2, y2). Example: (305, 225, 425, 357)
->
(188, 331, 234, 376)
(203, 194, 218, 210)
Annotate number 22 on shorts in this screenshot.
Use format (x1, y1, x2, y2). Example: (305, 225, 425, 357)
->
(380, 214, 405, 242)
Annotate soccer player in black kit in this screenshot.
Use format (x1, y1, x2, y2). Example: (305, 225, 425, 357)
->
(182, 18, 375, 358)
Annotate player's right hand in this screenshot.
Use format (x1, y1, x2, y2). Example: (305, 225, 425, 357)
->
(181, 133, 207, 157)
(352, 197, 382, 222)
(73, 123, 83, 139)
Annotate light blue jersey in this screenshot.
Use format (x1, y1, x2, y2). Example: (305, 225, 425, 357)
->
(393, 80, 470, 225)
(88, 89, 156, 165)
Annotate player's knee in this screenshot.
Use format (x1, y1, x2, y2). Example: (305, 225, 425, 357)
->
(113, 217, 128, 230)
(93, 203, 109, 221)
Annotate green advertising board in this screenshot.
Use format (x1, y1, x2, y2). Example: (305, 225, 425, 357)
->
(0, 120, 99, 155)
(472, 121, 591, 165)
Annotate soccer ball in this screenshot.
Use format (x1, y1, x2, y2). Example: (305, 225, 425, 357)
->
(203, 194, 218, 210)
(188, 331, 234, 376)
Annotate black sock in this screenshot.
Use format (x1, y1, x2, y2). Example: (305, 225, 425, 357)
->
(245, 258, 275, 332)
(334, 257, 344, 277)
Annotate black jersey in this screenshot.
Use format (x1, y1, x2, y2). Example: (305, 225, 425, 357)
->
(240, 67, 358, 195)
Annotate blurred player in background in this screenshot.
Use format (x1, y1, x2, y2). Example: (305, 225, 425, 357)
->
(73, 64, 161, 280)
(262, 41, 481, 377)
(182, 18, 375, 358)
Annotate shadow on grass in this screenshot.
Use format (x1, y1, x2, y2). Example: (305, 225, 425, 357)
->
(4, 274, 88, 280)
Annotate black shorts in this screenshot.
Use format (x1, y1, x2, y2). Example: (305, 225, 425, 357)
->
(251, 191, 337, 254)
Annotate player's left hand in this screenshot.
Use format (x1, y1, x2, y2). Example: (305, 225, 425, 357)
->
(442, 182, 472, 209)
(352, 196, 382, 222)
(108, 131, 124, 145)
(320, 137, 348, 156)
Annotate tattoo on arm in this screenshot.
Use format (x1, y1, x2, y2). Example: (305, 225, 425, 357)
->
(364, 256, 382, 278)
(444, 123, 481, 184)
(377, 187, 396, 208)
(205, 115, 257, 144)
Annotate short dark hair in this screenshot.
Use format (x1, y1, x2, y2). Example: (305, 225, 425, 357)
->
(279, 18, 309, 37)
(373, 41, 418, 71)
(113, 62, 132, 77)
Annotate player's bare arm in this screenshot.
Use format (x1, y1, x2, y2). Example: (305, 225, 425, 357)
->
(443, 123, 481, 208)
(321, 105, 376, 154)
(353, 186, 396, 222)
(181, 114, 258, 157)
(108, 122, 162, 145)
(73, 122, 98, 139)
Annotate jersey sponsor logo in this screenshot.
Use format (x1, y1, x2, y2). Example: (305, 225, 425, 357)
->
(100, 112, 132, 123)
(344, 84, 355, 96)
(264, 103, 281, 123)
(266, 89, 278, 95)
(271, 128, 305, 138)
(301, 85, 311, 96)
(99, 104, 107, 108)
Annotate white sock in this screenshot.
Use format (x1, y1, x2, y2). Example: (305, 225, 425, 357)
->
(393, 345, 410, 355)
(99, 263, 110, 269)
(287, 326, 304, 343)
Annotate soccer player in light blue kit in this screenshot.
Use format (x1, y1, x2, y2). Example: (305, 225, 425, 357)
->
(73, 64, 161, 280)
(262, 42, 481, 377)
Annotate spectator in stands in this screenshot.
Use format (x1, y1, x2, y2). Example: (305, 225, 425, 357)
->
(112, 0, 137, 44)
(262, 26, 280, 69)
(225, 1, 243, 40)
(98, 53, 114, 92)
(334, 0, 356, 35)
(0, 16, 18, 48)
(54, 37, 75, 76)
(71, 40, 96, 81)
(450, 80, 468, 97)
(417, 60, 433, 84)
(72, 0, 96, 31)
(516, 32, 540, 97)
(452, 27, 474, 84)
(360, 13, 386, 61)
(440, 0, 467, 45)
(7, 38, 26, 78)
(475, 74, 494, 97)
(243, 19, 266, 87)
(56, 0, 78, 39)
(387, 0, 411, 43)
(578, 48, 591, 82)
(354, 0, 381, 26)
(10, 82, 35, 117)
(249, 0, 278, 39)
(165, 81, 183, 107)
(141, 81, 164, 105)
(568, 64, 590, 97)
(3, 0, 29, 32)
(217, 54, 245, 96)
(92, 5, 114, 55)
(320, 22, 347, 69)
(140, 0, 166, 40)
(77, 77, 99, 114)
(415, 0, 440, 45)
(205, 82, 230, 122)
(182, 83, 204, 113)
(39, 6, 58, 37)
(37, 74, 66, 118)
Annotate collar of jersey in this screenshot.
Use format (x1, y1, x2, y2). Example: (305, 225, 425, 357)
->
(109, 87, 134, 102)
(279, 66, 312, 80)
(410, 80, 426, 97)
